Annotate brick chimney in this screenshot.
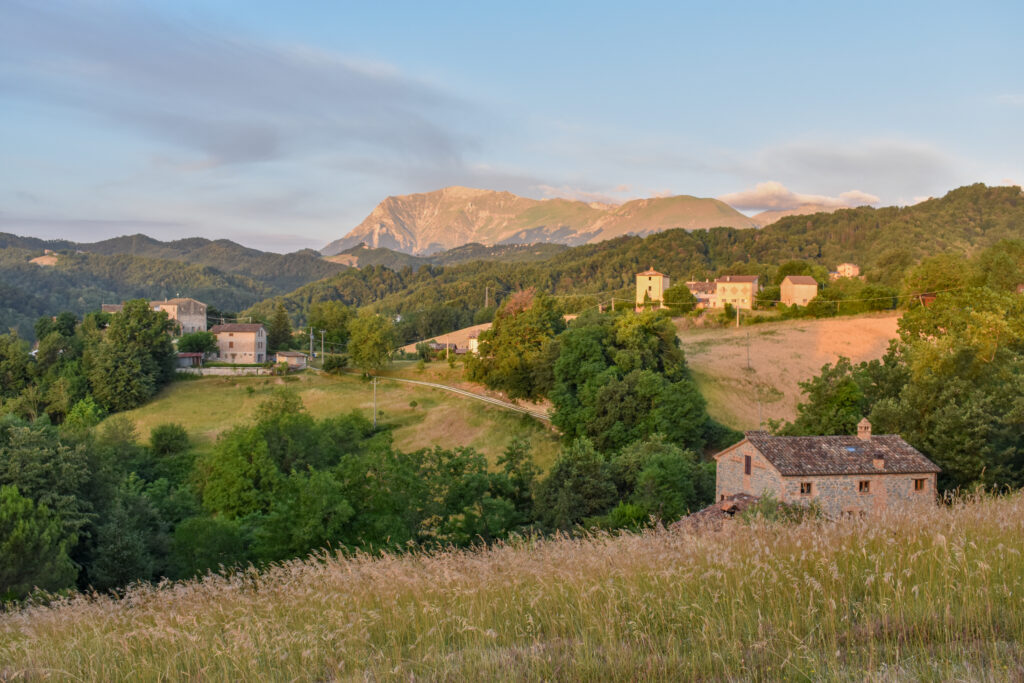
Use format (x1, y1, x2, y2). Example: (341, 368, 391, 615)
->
(857, 418, 872, 441)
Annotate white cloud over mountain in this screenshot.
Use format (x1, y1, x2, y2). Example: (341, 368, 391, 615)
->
(718, 182, 879, 212)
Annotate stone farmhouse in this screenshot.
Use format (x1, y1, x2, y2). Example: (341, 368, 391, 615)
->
(149, 298, 208, 334)
(210, 323, 268, 364)
(636, 268, 670, 309)
(710, 275, 759, 310)
(780, 275, 818, 306)
(101, 297, 207, 334)
(713, 419, 940, 517)
(829, 262, 861, 280)
(685, 280, 716, 309)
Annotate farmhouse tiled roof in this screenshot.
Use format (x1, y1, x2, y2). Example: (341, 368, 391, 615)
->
(783, 275, 818, 285)
(637, 268, 665, 276)
(210, 323, 265, 334)
(716, 275, 759, 283)
(743, 431, 941, 476)
(686, 280, 716, 294)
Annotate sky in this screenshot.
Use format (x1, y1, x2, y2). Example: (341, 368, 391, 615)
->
(1, 1, 1022, 252)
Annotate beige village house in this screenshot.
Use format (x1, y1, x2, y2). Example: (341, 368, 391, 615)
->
(713, 419, 940, 518)
(149, 298, 208, 334)
(210, 323, 267, 364)
(101, 297, 208, 335)
(635, 268, 670, 309)
(780, 275, 818, 306)
(710, 275, 759, 310)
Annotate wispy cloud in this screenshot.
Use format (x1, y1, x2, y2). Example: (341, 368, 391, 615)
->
(751, 139, 955, 198)
(996, 94, 1024, 107)
(718, 181, 878, 212)
(0, 2, 474, 168)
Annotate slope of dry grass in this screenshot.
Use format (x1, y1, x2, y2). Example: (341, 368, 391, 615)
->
(679, 313, 900, 429)
(3, 493, 1023, 680)
(114, 372, 560, 469)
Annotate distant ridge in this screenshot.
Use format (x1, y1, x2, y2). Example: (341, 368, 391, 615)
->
(322, 186, 759, 256)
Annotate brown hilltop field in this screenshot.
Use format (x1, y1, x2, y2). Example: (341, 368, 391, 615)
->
(678, 313, 900, 429)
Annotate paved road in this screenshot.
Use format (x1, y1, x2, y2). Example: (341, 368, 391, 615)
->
(342, 371, 551, 422)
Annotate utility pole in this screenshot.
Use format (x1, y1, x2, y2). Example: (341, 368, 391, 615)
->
(320, 329, 325, 361)
(372, 376, 377, 428)
(309, 328, 314, 358)
(485, 285, 489, 309)
(736, 306, 740, 328)
(746, 332, 750, 370)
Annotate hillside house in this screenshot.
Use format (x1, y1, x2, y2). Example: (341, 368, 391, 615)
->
(636, 268, 671, 309)
(713, 419, 940, 518)
(275, 351, 308, 369)
(685, 280, 716, 309)
(210, 323, 267, 364)
(710, 275, 759, 310)
(100, 297, 208, 335)
(830, 262, 861, 280)
(150, 298, 208, 334)
(780, 275, 818, 306)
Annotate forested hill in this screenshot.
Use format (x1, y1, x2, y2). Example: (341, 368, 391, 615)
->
(0, 233, 351, 338)
(0, 233, 346, 292)
(247, 183, 1024, 330)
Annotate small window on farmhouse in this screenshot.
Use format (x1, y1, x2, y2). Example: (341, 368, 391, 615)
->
(744, 455, 751, 475)
(858, 480, 871, 493)
(914, 478, 926, 491)
(800, 482, 812, 495)
(228, 341, 234, 349)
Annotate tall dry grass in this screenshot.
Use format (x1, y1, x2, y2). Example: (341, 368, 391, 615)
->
(3, 493, 1024, 681)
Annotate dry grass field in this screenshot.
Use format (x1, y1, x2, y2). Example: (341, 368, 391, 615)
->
(3, 493, 1022, 680)
(114, 372, 561, 469)
(679, 313, 900, 430)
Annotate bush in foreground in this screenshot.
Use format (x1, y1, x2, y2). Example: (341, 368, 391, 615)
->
(2, 493, 1023, 680)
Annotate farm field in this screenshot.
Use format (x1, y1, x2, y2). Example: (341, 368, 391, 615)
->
(3, 492, 1022, 680)
(114, 372, 561, 469)
(678, 313, 900, 430)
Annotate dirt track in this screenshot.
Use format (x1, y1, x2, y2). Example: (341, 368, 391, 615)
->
(677, 313, 900, 430)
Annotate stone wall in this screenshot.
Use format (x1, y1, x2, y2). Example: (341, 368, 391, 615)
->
(780, 472, 937, 517)
(177, 367, 272, 376)
(715, 440, 785, 502)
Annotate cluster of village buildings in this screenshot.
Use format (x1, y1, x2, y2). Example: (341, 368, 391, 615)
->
(634, 262, 861, 310)
(101, 275, 943, 518)
(102, 298, 308, 370)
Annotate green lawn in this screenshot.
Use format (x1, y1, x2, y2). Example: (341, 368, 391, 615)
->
(115, 372, 561, 470)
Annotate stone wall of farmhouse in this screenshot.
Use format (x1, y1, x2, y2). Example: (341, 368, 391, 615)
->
(780, 472, 937, 517)
(716, 440, 937, 517)
(715, 441, 785, 502)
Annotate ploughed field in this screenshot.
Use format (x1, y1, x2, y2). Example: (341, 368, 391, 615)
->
(2, 493, 1022, 680)
(679, 313, 900, 430)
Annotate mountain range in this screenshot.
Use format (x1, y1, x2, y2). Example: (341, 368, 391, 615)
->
(322, 186, 775, 256)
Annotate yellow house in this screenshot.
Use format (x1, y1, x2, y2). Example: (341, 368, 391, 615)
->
(636, 268, 670, 309)
(780, 275, 818, 306)
(710, 275, 759, 310)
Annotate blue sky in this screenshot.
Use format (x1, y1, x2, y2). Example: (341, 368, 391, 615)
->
(1, 1, 1021, 252)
